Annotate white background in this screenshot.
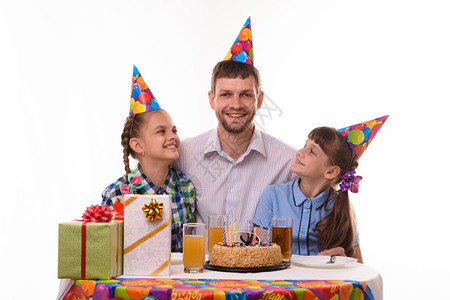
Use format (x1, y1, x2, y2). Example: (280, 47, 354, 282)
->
(1, 1, 449, 299)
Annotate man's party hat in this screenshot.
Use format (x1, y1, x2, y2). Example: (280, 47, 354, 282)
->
(224, 17, 253, 65)
(338, 115, 389, 157)
(129, 65, 161, 116)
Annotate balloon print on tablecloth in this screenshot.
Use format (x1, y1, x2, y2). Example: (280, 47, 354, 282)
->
(62, 285, 87, 300)
(69, 277, 375, 300)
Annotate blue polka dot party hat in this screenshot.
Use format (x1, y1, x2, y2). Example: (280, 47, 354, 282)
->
(338, 115, 389, 157)
(224, 17, 253, 65)
(129, 65, 161, 116)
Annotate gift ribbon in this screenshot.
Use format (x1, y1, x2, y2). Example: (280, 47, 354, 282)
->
(81, 205, 112, 222)
(123, 218, 171, 255)
(113, 220, 121, 277)
(79, 220, 122, 279)
(149, 259, 170, 276)
(124, 195, 139, 207)
(112, 201, 124, 220)
(81, 222, 87, 279)
(142, 198, 164, 222)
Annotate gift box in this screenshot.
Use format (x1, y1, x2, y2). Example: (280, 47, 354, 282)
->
(58, 220, 123, 279)
(124, 194, 171, 276)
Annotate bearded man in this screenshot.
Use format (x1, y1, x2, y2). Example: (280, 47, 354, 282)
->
(173, 60, 296, 232)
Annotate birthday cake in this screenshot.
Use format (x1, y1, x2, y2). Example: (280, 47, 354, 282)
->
(209, 243, 282, 268)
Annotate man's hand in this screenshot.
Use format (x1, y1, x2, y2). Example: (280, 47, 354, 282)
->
(317, 247, 346, 256)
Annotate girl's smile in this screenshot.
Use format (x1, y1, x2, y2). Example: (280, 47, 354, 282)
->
(293, 154, 305, 166)
(163, 142, 178, 150)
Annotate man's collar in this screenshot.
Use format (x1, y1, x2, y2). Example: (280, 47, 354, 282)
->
(201, 129, 222, 156)
(201, 126, 266, 158)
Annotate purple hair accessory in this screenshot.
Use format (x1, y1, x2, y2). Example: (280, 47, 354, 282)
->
(339, 171, 363, 193)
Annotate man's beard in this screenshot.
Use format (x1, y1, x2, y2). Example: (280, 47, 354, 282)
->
(217, 109, 256, 134)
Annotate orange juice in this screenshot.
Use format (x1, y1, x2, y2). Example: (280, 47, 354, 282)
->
(183, 235, 205, 268)
(208, 226, 223, 254)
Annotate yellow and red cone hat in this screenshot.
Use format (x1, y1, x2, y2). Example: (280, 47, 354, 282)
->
(129, 65, 161, 116)
(224, 17, 254, 65)
(338, 115, 389, 157)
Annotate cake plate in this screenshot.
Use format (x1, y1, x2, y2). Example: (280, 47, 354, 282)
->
(204, 261, 288, 273)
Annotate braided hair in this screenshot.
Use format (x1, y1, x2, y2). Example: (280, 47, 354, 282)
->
(120, 110, 162, 182)
(308, 127, 359, 257)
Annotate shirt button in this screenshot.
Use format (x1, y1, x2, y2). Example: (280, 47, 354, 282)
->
(230, 188, 234, 192)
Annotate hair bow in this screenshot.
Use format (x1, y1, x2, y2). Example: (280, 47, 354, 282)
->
(119, 173, 145, 195)
(339, 171, 363, 193)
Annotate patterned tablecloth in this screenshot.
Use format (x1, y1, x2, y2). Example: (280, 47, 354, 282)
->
(58, 253, 382, 300)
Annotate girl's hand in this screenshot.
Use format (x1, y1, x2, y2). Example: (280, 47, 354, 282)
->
(317, 247, 346, 256)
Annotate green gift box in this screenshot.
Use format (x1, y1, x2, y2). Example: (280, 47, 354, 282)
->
(58, 220, 123, 279)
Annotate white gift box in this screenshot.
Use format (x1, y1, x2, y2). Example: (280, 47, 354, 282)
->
(123, 195, 171, 276)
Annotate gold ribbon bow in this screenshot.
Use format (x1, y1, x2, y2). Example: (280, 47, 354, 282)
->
(142, 198, 164, 222)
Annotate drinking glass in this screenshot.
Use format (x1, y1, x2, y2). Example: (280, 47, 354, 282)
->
(183, 223, 206, 273)
(271, 217, 293, 261)
(208, 215, 226, 255)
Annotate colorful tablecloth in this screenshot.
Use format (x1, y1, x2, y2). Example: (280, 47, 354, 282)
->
(62, 277, 374, 300)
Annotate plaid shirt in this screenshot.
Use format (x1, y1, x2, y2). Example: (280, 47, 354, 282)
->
(101, 165, 196, 252)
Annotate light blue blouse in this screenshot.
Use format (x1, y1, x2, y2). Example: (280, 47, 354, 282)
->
(253, 178, 359, 255)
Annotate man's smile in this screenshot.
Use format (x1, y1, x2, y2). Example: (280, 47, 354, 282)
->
(226, 112, 247, 118)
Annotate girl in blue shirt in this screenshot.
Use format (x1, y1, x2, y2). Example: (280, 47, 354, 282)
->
(254, 116, 388, 262)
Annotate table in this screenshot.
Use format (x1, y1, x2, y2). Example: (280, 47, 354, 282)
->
(57, 253, 383, 300)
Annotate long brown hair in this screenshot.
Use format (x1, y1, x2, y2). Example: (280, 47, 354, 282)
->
(308, 127, 359, 256)
(120, 110, 162, 182)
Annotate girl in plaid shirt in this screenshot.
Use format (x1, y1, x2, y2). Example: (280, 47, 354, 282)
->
(101, 66, 196, 252)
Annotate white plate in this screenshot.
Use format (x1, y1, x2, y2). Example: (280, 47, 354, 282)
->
(291, 255, 358, 268)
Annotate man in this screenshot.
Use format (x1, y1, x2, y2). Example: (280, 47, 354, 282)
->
(173, 18, 296, 231)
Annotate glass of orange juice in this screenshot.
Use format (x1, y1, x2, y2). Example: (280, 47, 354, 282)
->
(207, 215, 226, 256)
(183, 223, 206, 273)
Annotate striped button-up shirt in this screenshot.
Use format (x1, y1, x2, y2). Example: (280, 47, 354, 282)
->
(173, 128, 296, 232)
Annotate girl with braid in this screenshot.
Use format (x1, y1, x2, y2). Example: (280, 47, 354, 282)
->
(254, 116, 388, 262)
(102, 66, 196, 252)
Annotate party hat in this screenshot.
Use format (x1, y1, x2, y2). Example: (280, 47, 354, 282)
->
(129, 65, 161, 116)
(224, 17, 254, 65)
(338, 115, 389, 157)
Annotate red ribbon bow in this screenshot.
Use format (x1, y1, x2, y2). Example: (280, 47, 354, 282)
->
(81, 205, 113, 222)
(112, 201, 124, 220)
